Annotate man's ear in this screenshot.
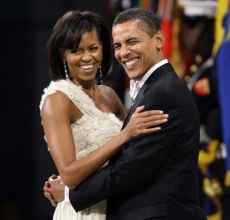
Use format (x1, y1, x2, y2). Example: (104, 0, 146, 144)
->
(155, 30, 165, 50)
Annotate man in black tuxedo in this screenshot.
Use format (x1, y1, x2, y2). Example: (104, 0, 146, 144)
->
(45, 8, 206, 220)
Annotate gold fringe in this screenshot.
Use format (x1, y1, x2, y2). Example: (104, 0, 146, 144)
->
(224, 170, 230, 186)
(198, 140, 220, 175)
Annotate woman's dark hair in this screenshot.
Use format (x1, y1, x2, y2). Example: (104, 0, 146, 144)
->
(46, 10, 112, 83)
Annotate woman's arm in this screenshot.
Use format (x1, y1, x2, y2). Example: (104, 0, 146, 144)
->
(41, 91, 168, 189)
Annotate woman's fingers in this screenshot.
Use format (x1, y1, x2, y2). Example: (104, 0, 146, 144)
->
(133, 105, 146, 115)
(138, 127, 161, 135)
(132, 111, 169, 135)
(136, 110, 165, 117)
(134, 112, 169, 124)
(129, 108, 169, 136)
(145, 118, 168, 127)
(51, 200, 58, 207)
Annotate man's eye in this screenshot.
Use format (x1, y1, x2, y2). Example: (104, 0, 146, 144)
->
(129, 41, 138, 45)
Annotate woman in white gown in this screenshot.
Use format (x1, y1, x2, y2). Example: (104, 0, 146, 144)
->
(40, 11, 168, 220)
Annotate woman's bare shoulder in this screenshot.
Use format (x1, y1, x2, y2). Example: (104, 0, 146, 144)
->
(42, 90, 71, 114)
(98, 85, 117, 98)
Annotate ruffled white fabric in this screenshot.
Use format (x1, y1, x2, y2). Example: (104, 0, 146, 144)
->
(40, 79, 123, 220)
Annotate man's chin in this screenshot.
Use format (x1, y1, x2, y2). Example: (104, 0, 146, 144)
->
(126, 72, 142, 80)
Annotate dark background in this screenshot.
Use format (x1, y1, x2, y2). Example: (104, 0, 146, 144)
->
(0, 0, 111, 219)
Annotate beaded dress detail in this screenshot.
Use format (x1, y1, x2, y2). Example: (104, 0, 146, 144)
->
(40, 79, 123, 220)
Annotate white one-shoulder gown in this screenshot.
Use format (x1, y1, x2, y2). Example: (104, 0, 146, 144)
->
(40, 79, 123, 220)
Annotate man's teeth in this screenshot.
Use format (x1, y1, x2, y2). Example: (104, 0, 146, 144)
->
(125, 58, 138, 66)
(80, 64, 94, 70)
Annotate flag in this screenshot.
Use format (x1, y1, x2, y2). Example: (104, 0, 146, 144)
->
(216, 1, 230, 174)
(212, 0, 230, 56)
(157, 0, 174, 60)
(135, 0, 159, 12)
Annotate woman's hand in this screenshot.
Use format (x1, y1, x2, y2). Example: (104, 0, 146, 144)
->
(124, 105, 168, 138)
(43, 174, 65, 207)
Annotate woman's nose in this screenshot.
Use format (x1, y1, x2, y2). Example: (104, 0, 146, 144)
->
(81, 51, 92, 61)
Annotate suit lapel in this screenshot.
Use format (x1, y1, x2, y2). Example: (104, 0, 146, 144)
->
(122, 84, 146, 129)
(122, 63, 174, 129)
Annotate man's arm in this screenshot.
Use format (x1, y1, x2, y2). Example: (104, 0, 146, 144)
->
(43, 106, 168, 205)
(69, 94, 182, 211)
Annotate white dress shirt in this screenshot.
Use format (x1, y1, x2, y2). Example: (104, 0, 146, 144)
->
(129, 59, 168, 100)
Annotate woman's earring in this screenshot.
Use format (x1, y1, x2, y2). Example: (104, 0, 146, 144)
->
(64, 62, 68, 79)
(99, 66, 103, 84)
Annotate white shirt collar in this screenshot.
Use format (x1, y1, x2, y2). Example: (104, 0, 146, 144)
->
(129, 59, 168, 100)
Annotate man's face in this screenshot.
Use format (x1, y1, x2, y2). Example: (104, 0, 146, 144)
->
(112, 20, 161, 80)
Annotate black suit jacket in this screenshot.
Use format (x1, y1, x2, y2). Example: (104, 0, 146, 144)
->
(69, 63, 207, 220)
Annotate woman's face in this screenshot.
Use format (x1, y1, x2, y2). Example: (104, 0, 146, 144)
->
(62, 29, 103, 85)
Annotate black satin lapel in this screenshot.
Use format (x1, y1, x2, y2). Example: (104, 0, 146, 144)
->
(122, 84, 146, 129)
(144, 63, 174, 91)
(122, 63, 174, 129)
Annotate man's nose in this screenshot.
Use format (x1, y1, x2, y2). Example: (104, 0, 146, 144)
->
(120, 44, 131, 57)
